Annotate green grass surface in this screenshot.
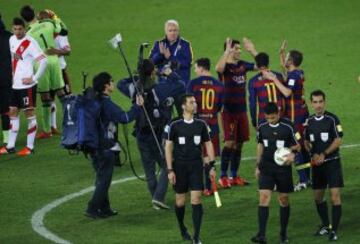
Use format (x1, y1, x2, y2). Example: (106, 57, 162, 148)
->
(1, 0, 360, 243)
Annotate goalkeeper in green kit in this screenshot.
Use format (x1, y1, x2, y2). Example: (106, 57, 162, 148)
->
(20, 5, 65, 139)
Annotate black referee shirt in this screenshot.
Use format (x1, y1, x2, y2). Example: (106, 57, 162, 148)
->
(304, 111, 343, 159)
(166, 117, 211, 162)
(257, 118, 300, 169)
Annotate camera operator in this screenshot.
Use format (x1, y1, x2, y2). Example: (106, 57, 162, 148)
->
(85, 72, 144, 219)
(118, 59, 185, 210)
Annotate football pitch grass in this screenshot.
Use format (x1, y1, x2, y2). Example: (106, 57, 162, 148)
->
(1, 0, 360, 243)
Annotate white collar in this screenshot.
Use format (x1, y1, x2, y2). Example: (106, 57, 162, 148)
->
(183, 118, 194, 124)
(315, 115, 324, 121)
(269, 123, 279, 128)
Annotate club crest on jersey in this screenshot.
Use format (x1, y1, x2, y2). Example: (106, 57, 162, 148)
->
(194, 135, 201, 145)
(320, 132, 329, 142)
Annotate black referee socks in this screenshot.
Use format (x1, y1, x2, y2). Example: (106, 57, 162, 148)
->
(258, 206, 269, 237)
(192, 204, 203, 240)
(316, 201, 330, 227)
(175, 205, 186, 233)
(280, 206, 290, 237)
(332, 205, 342, 232)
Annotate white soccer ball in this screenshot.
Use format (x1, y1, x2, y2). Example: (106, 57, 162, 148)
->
(274, 147, 291, 166)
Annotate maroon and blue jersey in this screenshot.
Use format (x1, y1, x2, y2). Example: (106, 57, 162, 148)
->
(187, 75, 224, 135)
(284, 69, 309, 125)
(248, 71, 285, 127)
(219, 60, 255, 113)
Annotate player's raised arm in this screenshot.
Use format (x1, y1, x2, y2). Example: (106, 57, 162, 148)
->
(243, 37, 258, 58)
(215, 38, 233, 74)
(279, 40, 287, 73)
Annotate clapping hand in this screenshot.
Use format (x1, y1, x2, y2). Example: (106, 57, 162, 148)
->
(159, 42, 171, 59)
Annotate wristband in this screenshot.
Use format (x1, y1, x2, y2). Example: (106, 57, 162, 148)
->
(167, 168, 174, 173)
(205, 161, 216, 172)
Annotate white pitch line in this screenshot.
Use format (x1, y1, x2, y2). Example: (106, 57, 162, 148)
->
(31, 143, 360, 244)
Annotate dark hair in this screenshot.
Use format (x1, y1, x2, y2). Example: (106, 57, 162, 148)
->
(139, 59, 155, 77)
(12, 17, 25, 27)
(93, 72, 112, 93)
(223, 39, 240, 51)
(310, 90, 326, 101)
(195, 58, 210, 71)
(255, 52, 269, 68)
(289, 50, 303, 67)
(20, 5, 35, 22)
(264, 102, 278, 114)
(181, 93, 194, 105)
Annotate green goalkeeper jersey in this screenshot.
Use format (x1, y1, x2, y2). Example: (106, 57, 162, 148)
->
(27, 20, 61, 51)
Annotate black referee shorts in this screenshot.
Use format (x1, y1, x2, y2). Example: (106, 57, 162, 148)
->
(312, 159, 344, 189)
(0, 86, 11, 114)
(173, 160, 204, 194)
(258, 166, 294, 193)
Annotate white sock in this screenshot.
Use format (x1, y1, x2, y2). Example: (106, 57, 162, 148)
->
(7, 116, 19, 149)
(27, 116, 37, 150)
(51, 102, 57, 129)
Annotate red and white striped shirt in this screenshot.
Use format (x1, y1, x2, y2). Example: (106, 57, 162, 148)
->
(9, 34, 45, 89)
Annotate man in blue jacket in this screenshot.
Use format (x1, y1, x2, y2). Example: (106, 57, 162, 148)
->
(149, 19, 193, 85)
(85, 72, 144, 219)
(118, 59, 185, 210)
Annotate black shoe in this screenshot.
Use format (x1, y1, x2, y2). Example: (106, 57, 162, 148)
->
(193, 237, 202, 244)
(251, 235, 267, 244)
(84, 210, 107, 219)
(280, 235, 289, 244)
(181, 229, 192, 241)
(314, 225, 330, 236)
(328, 231, 338, 241)
(101, 209, 118, 217)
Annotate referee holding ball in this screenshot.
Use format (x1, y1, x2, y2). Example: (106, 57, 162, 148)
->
(251, 102, 301, 244)
(165, 94, 216, 244)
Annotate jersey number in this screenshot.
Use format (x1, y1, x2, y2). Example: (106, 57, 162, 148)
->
(264, 83, 277, 102)
(40, 34, 48, 48)
(23, 97, 29, 106)
(200, 88, 215, 110)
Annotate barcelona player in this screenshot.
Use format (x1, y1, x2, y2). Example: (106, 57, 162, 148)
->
(215, 37, 258, 188)
(187, 58, 224, 195)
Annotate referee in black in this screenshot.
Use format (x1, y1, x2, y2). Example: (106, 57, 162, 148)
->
(304, 90, 344, 241)
(251, 102, 301, 244)
(165, 94, 216, 244)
